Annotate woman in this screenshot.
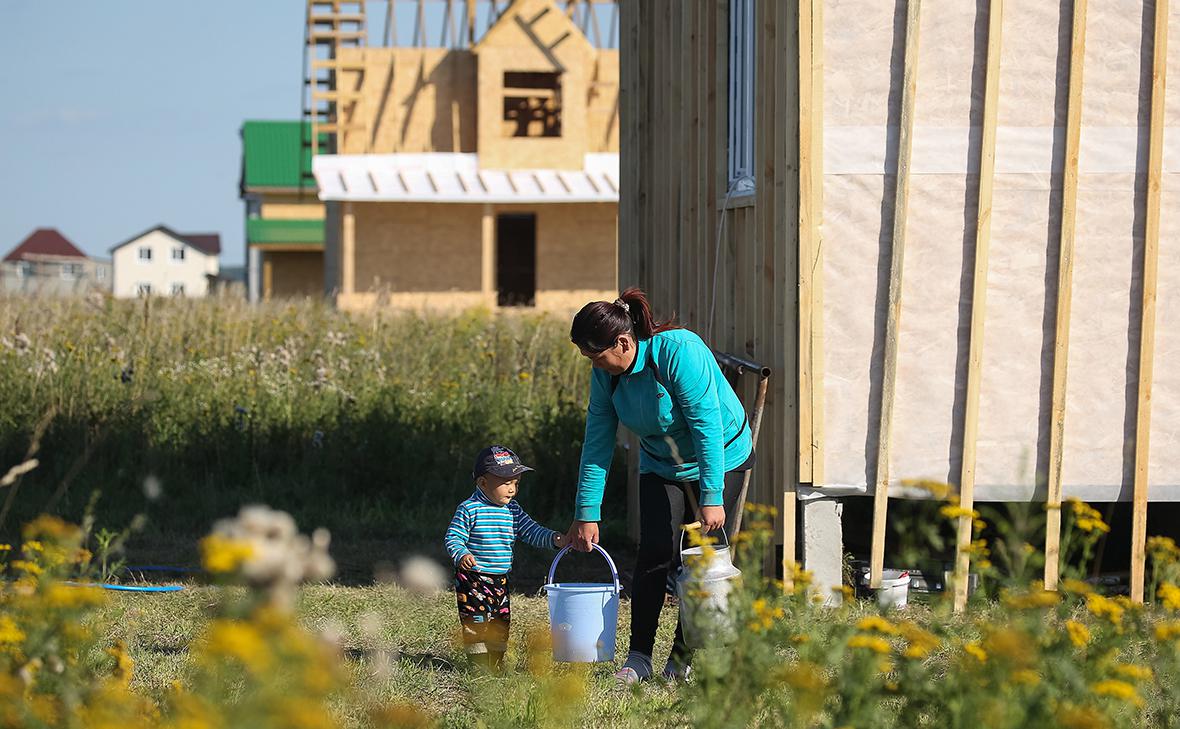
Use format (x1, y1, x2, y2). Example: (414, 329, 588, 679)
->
(564, 287, 753, 683)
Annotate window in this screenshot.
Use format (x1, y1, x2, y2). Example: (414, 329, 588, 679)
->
(502, 72, 562, 138)
(96, 266, 106, 281)
(171, 283, 185, 297)
(138, 247, 152, 262)
(16, 261, 33, 278)
(136, 283, 152, 296)
(172, 247, 186, 262)
(727, 0, 756, 195)
(60, 263, 82, 280)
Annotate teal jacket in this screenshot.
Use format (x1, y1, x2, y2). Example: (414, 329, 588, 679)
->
(574, 329, 752, 522)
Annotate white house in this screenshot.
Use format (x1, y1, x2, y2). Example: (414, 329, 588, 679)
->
(110, 226, 221, 298)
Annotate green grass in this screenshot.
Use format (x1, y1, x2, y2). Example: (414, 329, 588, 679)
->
(0, 295, 627, 566)
(97, 584, 681, 728)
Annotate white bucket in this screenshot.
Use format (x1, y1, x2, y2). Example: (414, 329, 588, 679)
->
(543, 544, 621, 663)
(876, 569, 910, 609)
(676, 528, 741, 648)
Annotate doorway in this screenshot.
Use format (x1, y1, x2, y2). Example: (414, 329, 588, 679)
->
(496, 213, 536, 307)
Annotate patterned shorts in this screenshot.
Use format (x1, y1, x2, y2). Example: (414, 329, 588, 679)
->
(455, 568, 511, 654)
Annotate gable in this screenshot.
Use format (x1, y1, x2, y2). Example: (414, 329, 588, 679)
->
(475, 0, 595, 65)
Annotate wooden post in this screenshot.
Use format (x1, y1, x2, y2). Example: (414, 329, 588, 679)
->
(954, 0, 1004, 613)
(262, 255, 274, 301)
(869, 0, 921, 590)
(466, 0, 477, 46)
(1131, 0, 1168, 604)
(1044, 0, 1088, 591)
(481, 203, 496, 306)
(798, 0, 824, 486)
(342, 202, 356, 296)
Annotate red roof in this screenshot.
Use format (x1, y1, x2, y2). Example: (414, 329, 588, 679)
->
(4, 229, 88, 262)
(181, 233, 221, 256)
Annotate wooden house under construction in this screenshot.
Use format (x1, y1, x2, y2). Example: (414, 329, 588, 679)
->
(620, 0, 1179, 605)
(306, 0, 621, 311)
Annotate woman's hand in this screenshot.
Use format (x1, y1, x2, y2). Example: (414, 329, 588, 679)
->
(700, 505, 726, 533)
(567, 521, 599, 552)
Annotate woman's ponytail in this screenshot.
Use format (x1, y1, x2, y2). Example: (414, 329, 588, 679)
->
(570, 287, 679, 351)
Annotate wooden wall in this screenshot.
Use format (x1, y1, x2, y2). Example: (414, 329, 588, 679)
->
(619, 0, 802, 567)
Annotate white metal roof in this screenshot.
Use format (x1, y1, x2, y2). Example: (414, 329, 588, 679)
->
(313, 153, 619, 203)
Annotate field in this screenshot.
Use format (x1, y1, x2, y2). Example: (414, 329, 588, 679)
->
(4, 296, 1180, 729)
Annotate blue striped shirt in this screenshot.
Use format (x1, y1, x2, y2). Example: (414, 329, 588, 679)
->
(444, 489, 558, 574)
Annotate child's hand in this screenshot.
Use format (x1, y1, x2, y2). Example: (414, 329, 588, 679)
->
(458, 554, 477, 570)
(553, 532, 570, 549)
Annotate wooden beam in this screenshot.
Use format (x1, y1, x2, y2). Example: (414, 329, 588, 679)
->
(870, 0, 921, 590)
(954, 0, 1004, 613)
(798, 0, 824, 486)
(481, 203, 496, 305)
(467, 0, 477, 46)
(1131, 0, 1168, 604)
(1044, 0, 1088, 591)
(341, 202, 356, 295)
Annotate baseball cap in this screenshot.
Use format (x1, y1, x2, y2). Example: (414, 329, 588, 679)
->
(473, 445, 534, 480)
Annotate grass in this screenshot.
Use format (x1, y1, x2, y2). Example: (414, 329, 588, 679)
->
(96, 583, 681, 728)
(0, 294, 628, 574)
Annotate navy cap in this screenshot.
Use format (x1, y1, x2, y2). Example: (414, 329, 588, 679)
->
(473, 445, 534, 480)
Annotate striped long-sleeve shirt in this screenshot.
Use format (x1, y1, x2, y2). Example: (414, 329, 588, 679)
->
(444, 489, 558, 574)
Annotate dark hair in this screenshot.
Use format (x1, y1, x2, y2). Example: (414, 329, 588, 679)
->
(570, 287, 680, 352)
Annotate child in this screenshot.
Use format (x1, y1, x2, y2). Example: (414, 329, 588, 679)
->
(444, 445, 568, 670)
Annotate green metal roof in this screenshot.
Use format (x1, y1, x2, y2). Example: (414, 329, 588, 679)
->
(246, 218, 325, 246)
(240, 121, 321, 191)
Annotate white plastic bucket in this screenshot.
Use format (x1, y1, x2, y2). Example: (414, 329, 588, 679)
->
(543, 544, 621, 662)
(677, 528, 742, 648)
(876, 569, 910, 609)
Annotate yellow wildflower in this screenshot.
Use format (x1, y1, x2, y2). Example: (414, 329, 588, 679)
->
(1056, 705, 1110, 729)
(877, 657, 894, 674)
(1147, 536, 1180, 562)
(1068, 498, 1103, 521)
(1091, 679, 1144, 707)
(0, 616, 25, 646)
(1002, 586, 1061, 610)
(939, 504, 980, 520)
(44, 584, 105, 609)
(856, 616, 899, 635)
(984, 628, 1036, 666)
(1113, 664, 1152, 682)
(747, 598, 785, 632)
(1158, 583, 1180, 611)
(964, 641, 988, 663)
(897, 621, 940, 659)
(202, 620, 272, 674)
(10, 560, 42, 576)
(199, 535, 254, 574)
(0, 544, 9, 552)
(1086, 594, 1125, 626)
(778, 661, 826, 692)
(1155, 621, 1180, 641)
(107, 641, 134, 688)
(902, 479, 951, 500)
(790, 633, 810, 644)
(1061, 578, 1094, 595)
(1011, 669, 1041, 686)
(962, 539, 991, 558)
(847, 635, 891, 655)
(21, 515, 79, 542)
(1065, 620, 1091, 647)
(22, 540, 43, 552)
(1076, 517, 1111, 534)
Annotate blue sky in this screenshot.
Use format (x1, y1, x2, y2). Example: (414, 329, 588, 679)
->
(0, 1, 313, 265)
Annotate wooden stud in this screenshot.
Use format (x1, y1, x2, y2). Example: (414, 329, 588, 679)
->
(809, 0, 825, 489)
(467, 0, 477, 46)
(341, 202, 356, 295)
(798, 0, 821, 484)
(954, 0, 1004, 613)
(870, 0, 921, 590)
(1044, 0, 1088, 591)
(1131, 0, 1168, 604)
(481, 203, 495, 305)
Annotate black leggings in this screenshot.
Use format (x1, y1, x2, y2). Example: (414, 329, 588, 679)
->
(629, 467, 747, 659)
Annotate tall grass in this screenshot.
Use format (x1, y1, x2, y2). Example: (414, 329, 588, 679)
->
(0, 295, 624, 545)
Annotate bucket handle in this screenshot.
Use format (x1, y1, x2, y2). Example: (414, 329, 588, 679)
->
(680, 523, 731, 554)
(547, 544, 621, 595)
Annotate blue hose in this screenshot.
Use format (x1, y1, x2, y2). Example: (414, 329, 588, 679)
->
(63, 581, 185, 593)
